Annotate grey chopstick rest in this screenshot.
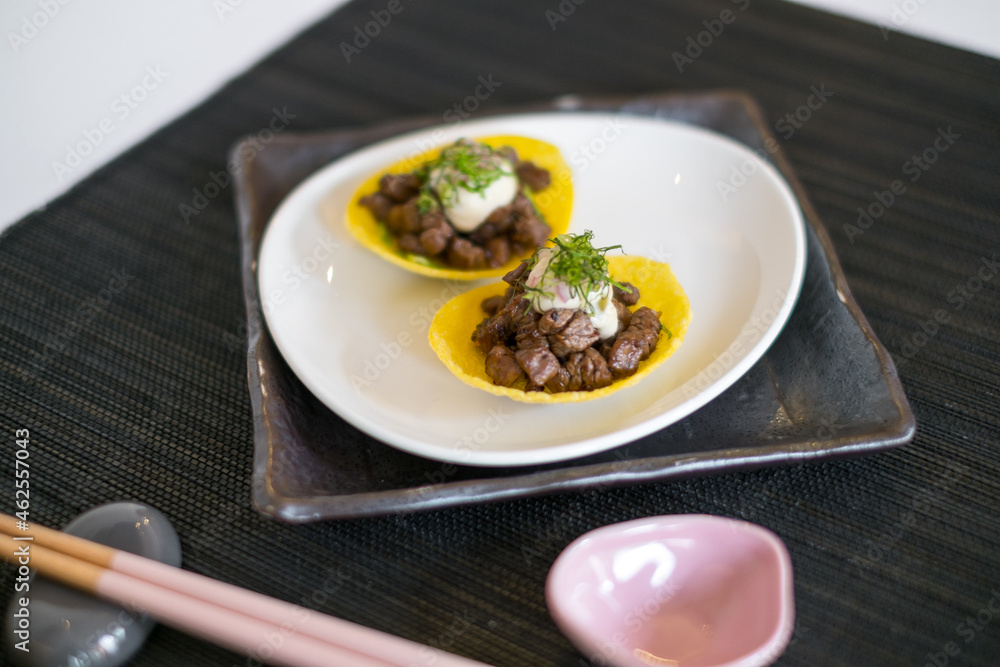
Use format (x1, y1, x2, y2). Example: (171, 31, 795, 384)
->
(4, 502, 182, 667)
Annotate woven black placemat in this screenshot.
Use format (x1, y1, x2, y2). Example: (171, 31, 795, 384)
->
(1, 1, 998, 665)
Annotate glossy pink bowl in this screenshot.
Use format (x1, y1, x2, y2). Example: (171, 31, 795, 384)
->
(546, 515, 795, 667)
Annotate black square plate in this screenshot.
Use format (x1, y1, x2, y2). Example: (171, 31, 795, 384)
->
(231, 91, 914, 522)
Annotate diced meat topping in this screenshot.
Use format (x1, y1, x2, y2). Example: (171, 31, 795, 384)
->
(565, 348, 613, 390)
(548, 311, 600, 359)
(613, 282, 640, 306)
(359, 143, 553, 271)
(607, 306, 662, 378)
(480, 295, 505, 317)
(537, 308, 575, 335)
(515, 346, 560, 386)
(470, 252, 663, 394)
(515, 161, 552, 191)
(379, 173, 421, 202)
(485, 344, 524, 386)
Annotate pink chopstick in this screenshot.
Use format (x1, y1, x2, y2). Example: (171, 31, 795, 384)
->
(0, 516, 491, 667)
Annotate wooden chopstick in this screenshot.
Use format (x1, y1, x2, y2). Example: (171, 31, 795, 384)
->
(0, 516, 492, 667)
(0, 531, 392, 667)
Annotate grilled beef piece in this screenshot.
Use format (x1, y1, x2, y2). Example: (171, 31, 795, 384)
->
(511, 193, 535, 218)
(397, 233, 425, 255)
(484, 236, 511, 268)
(470, 221, 500, 245)
(417, 208, 454, 254)
(515, 311, 548, 351)
(515, 161, 552, 191)
(480, 295, 506, 316)
(612, 298, 632, 336)
(485, 203, 516, 231)
(420, 224, 453, 255)
(379, 173, 420, 202)
(607, 306, 662, 378)
(503, 261, 530, 286)
(596, 298, 633, 358)
(485, 344, 524, 386)
(511, 216, 551, 253)
(549, 311, 600, 358)
(472, 312, 510, 353)
(566, 348, 613, 390)
(544, 349, 613, 393)
(537, 308, 575, 335)
(402, 200, 422, 233)
(613, 282, 640, 306)
(544, 366, 573, 393)
(504, 293, 530, 324)
(515, 346, 560, 386)
(447, 237, 487, 269)
(385, 205, 408, 235)
(385, 200, 423, 234)
(362, 148, 552, 271)
(359, 192, 393, 220)
(472, 294, 528, 352)
(420, 208, 447, 230)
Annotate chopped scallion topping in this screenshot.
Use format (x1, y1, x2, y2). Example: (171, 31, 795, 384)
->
(423, 140, 513, 207)
(522, 230, 627, 308)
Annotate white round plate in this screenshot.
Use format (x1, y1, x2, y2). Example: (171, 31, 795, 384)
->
(257, 113, 806, 466)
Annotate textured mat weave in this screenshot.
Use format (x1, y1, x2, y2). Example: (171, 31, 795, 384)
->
(1, 1, 998, 665)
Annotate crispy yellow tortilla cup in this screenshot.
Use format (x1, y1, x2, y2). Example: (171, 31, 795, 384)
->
(345, 135, 573, 280)
(428, 256, 691, 403)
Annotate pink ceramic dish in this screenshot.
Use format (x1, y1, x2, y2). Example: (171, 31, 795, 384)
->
(546, 515, 795, 667)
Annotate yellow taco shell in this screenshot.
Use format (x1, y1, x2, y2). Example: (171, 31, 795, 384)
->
(345, 134, 573, 280)
(428, 256, 690, 403)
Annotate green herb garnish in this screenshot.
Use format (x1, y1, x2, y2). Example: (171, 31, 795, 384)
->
(425, 140, 514, 207)
(522, 230, 627, 314)
(415, 189, 438, 214)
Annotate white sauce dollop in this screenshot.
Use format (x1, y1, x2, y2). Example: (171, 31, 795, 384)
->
(429, 160, 518, 233)
(525, 248, 619, 339)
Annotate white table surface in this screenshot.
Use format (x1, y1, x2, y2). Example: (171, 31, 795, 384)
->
(1, 0, 996, 234)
